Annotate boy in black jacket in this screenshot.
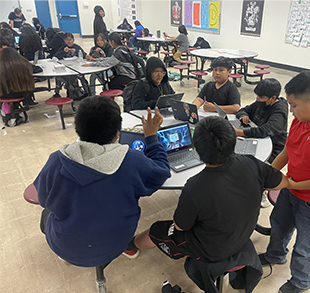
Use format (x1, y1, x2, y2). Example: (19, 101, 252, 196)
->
(54, 33, 86, 60)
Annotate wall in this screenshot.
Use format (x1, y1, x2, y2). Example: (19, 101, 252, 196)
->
(19, 0, 37, 23)
(0, 1, 20, 23)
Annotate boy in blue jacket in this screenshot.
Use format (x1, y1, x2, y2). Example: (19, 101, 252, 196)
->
(34, 96, 170, 269)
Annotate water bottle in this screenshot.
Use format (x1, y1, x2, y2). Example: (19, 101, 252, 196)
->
(78, 50, 83, 61)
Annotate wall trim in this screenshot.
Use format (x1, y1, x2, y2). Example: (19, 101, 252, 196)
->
(249, 58, 308, 73)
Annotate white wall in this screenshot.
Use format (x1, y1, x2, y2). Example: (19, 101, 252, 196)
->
(19, 0, 37, 24)
(0, 1, 20, 23)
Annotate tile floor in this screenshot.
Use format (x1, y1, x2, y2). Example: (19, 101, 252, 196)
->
(0, 37, 306, 293)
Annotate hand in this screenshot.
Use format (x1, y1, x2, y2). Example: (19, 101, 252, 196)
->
(70, 48, 76, 54)
(64, 47, 69, 53)
(240, 116, 251, 124)
(89, 56, 96, 61)
(86, 54, 91, 60)
(141, 107, 163, 137)
(81, 63, 91, 67)
(203, 101, 216, 112)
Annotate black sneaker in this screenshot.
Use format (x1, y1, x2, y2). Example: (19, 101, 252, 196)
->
(258, 253, 287, 267)
(53, 93, 61, 98)
(279, 281, 310, 293)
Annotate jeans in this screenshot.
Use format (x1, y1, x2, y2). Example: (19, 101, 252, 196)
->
(265, 188, 310, 289)
(89, 73, 106, 96)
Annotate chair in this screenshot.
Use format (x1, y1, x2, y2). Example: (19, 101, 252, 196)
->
(136, 50, 148, 59)
(23, 184, 110, 293)
(229, 73, 243, 87)
(45, 97, 73, 130)
(253, 69, 270, 81)
(190, 71, 208, 89)
(255, 64, 270, 70)
(173, 65, 189, 86)
(100, 89, 123, 100)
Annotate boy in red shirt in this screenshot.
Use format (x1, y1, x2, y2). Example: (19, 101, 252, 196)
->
(259, 71, 310, 293)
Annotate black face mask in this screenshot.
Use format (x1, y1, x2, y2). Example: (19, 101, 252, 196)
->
(257, 100, 269, 109)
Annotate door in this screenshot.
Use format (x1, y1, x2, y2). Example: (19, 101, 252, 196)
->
(55, 0, 81, 34)
(35, 0, 52, 29)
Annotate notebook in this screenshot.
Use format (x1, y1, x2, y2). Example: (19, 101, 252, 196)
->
(119, 131, 146, 153)
(214, 102, 253, 130)
(170, 99, 202, 124)
(157, 122, 203, 172)
(155, 93, 184, 116)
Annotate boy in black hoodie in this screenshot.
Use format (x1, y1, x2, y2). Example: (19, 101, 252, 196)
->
(54, 33, 86, 60)
(129, 57, 175, 111)
(93, 6, 108, 43)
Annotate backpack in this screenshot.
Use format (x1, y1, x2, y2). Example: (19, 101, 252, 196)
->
(128, 52, 146, 79)
(123, 80, 140, 112)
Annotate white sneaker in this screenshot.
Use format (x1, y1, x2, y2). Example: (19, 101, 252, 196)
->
(261, 190, 271, 208)
(122, 249, 140, 259)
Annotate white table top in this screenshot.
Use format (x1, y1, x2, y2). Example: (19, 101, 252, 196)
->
(60, 59, 112, 75)
(32, 59, 78, 77)
(190, 48, 258, 59)
(123, 110, 272, 189)
(110, 29, 135, 33)
(137, 37, 174, 43)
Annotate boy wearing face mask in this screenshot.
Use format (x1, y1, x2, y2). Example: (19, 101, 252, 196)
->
(235, 78, 288, 163)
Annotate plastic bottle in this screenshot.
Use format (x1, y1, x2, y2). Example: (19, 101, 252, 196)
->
(78, 50, 83, 61)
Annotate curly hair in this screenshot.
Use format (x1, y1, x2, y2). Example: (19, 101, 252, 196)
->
(19, 24, 42, 54)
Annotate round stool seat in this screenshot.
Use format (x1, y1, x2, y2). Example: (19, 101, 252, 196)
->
(255, 64, 270, 69)
(0, 97, 24, 103)
(45, 97, 73, 106)
(254, 70, 270, 75)
(121, 40, 129, 43)
(173, 65, 189, 70)
(136, 50, 148, 54)
(100, 90, 123, 98)
(230, 73, 243, 78)
(23, 184, 39, 204)
(188, 47, 197, 51)
(182, 60, 196, 65)
(160, 51, 172, 55)
(128, 47, 135, 52)
(191, 71, 208, 76)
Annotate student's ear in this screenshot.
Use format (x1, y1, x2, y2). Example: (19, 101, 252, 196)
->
(228, 69, 232, 75)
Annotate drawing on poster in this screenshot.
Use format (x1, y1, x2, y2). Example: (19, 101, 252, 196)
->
(184, 0, 220, 34)
(171, 0, 183, 26)
(285, 0, 310, 47)
(118, 0, 137, 22)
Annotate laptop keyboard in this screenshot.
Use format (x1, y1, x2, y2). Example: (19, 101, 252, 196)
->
(168, 149, 200, 164)
(230, 120, 250, 130)
(235, 139, 257, 155)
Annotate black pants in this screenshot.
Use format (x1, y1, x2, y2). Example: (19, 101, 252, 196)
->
(108, 75, 134, 90)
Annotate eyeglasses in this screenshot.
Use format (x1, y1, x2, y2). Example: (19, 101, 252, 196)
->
(152, 71, 166, 76)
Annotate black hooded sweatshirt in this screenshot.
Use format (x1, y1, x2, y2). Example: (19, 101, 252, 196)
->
(93, 6, 108, 42)
(131, 57, 175, 110)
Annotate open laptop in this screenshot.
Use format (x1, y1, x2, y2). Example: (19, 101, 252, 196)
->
(235, 137, 258, 156)
(33, 50, 40, 65)
(119, 131, 146, 153)
(155, 93, 184, 116)
(157, 122, 203, 172)
(170, 99, 202, 124)
(214, 102, 253, 130)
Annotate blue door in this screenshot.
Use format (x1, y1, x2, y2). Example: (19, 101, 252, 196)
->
(34, 0, 52, 29)
(55, 0, 81, 34)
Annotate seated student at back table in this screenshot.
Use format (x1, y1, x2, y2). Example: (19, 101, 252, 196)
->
(128, 20, 144, 48)
(126, 116, 291, 293)
(259, 71, 310, 293)
(235, 78, 288, 164)
(35, 96, 171, 269)
(126, 57, 175, 112)
(117, 18, 133, 30)
(86, 33, 114, 96)
(192, 56, 240, 114)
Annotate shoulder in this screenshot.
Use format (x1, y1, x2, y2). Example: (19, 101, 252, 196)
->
(8, 12, 15, 18)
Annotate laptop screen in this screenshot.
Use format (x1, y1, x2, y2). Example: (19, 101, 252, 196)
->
(157, 123, 193, 154)
(15, 36, 20, 44)
(155, 93, 184, 109)
(214, 102, 228, 120)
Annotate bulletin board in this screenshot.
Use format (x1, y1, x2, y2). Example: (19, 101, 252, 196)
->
(118, 0, 137, 22)
(285, 0, 310, 47)
(184, 0, 221, 34)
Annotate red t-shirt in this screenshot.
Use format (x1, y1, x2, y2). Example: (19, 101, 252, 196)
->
(286, 118, 310, 202)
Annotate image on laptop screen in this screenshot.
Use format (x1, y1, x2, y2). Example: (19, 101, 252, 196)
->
(157, 124, 192, 153)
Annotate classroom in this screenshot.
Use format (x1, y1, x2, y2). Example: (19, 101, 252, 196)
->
(0, 0, 309, 293)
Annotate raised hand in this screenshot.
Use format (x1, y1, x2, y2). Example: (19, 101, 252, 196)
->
(141, 107, 163, 137)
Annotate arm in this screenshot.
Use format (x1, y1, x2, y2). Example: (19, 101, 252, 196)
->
(288, 179, 310, 190)
(91, 55, 120, 67)
(192, 97, 204, 109)
(10, 20, 14, 28)
(165, 36, 177, 41)
(271, 146, 288, 171)
(216, 104, 240, 114)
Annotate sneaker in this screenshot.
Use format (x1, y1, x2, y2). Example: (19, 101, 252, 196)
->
(53, 93, 61, 98)
(258, 253, 287, 267)
(122, 249, 139, 259)
(279, 281, 310, 293)
(261, 190, 271, 208)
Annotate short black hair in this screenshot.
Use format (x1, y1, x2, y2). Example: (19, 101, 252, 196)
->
(64, 32, 74, 40)
(75, 96, 122, 145)
(134, 20, 141, 26)
(254, 78, 281, 99)
(14, 8, 22, 15)
(285, 71, 310, 101)
(193, 116, 236, 165)
(108, 32, 122, 46)
(178, 25, 188, 35)
(210, 56, 234, 70)
(144, 28, 150, 36)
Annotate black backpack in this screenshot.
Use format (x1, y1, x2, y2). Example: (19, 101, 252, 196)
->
(128, 51, 146, 79)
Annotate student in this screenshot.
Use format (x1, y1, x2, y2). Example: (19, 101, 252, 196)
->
(117, 18, 133, 30)
(0, 28, 15, 49)
(19, 24, 43, 61)
(165, 25, 189, 63)
(93, 5, 108, 42)
(45, 28, 65, 58)
(192, 56, 241, 114)
(193, 36, 211, 49)
(53, 33, 87, 98)
(128, 57, 175, 111)
(32, 17, 46, 39)
(235, 78, 288, 163)
(127, 116, 290, 292)
(83, 32, 138, 90)
(8, 8, 26, 29)
(128, 20, 144, 48)
(259, 71, 310, 293)
(86, 33, 114, 95)
(35, 96, 171, 268)
(0, 36, 9, 51)
(0, 22, 19, 37)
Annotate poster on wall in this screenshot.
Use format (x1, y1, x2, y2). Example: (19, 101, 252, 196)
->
(184, 0, 221, 34)
(118, 0, 137, 22)
(171, 0, 183, 26)
(285, 0, 310, 47)
(240, 0, 265, 37)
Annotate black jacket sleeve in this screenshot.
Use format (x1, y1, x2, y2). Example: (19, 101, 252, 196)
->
(131, 80, 155, 110)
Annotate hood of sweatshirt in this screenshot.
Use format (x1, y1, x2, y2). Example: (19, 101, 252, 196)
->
(94, 5, 104, 16)
(145, 57, 168, 84)
(59, 141, 128, 186)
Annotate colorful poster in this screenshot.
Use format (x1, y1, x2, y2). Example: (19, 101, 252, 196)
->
(240, 0, 265, 37)
(171, 0, 183, 26)
(184, 0, 220, 34)
(118, 0, 137, 21)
